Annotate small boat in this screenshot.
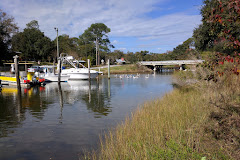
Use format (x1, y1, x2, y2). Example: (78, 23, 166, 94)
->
(0, 73, 45, 87)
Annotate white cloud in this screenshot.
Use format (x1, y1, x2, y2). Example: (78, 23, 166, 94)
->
(0, 0, 202, 52)
(112, 40, 118, 44)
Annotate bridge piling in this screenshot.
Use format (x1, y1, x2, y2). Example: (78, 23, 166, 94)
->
(179, 64, 183, 71)
(153, 65, 156, 71)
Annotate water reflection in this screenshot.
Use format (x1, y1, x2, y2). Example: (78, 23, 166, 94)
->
(0, 74, 173, 160)
(0, 88, 23, 138)
(58, 84, 63, 123)
(108, 79, 111, 98)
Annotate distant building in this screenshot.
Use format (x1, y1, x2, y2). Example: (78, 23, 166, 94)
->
(115, 58, 126, 64)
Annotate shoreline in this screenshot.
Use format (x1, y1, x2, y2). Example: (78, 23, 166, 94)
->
(96, 64, 153, 75)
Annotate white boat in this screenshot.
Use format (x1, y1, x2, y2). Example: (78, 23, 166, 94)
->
(61, 68, 99, 80)
(39, 65, 69, 82)
(38, 56, 100, 82)
(61, 56, 100, 80)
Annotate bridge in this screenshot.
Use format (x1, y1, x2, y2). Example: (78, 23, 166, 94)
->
(138, 60, 204, 71)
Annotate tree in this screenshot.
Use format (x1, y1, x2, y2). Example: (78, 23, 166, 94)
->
(0, 10, 18, 63)
(12, 20, 53, 61)
(168, 38, 197, 60)
(193, 24, 216, 51)
(53, 34, 81, 60)
(193, 0, 240, 55)
(125, 52, 137, 63)
(78, 33, 95, 60)
(26, 20, 39, 29)
(135, 51, 149, 61)
(81, 23, 114, 65)
(107, 50, 124, 64)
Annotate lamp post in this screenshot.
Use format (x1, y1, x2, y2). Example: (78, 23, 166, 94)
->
(54, 27, 61, 83)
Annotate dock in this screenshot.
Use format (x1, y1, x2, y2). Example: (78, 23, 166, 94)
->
(1, 81, 31, 88)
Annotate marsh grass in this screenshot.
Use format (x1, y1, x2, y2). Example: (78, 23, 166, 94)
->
(86, 64, 239, 160)
(87, 89, 229, 159)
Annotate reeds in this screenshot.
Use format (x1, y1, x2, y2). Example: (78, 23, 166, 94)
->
(86, 64, 239, 160)
(87, 89, 217, 159)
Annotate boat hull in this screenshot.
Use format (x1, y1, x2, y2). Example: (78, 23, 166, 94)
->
(68, 73, 98, 80)
(44, 76, 69, 82)
(39, 73, 69, 82)
(62, 68, 99, 80)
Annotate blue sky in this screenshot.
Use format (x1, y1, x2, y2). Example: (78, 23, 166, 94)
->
(0, 0, 203, 53)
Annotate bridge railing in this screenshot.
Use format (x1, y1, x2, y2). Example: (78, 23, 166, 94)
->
(138, 60, 204, 66)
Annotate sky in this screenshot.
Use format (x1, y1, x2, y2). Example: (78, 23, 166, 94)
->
(0, 0, 203, 53)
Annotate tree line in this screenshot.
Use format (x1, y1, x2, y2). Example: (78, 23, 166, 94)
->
(1, 0, 239, 66)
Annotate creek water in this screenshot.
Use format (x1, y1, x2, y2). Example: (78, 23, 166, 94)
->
(0, 73, 173, 160)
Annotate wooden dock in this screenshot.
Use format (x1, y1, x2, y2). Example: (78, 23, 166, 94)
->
(1, 81, 30, 88)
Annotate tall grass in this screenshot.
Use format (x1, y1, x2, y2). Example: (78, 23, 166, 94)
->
(97, 89, 206, 159)
(87, 90, 226, 159)
(86, 64, 239, 160)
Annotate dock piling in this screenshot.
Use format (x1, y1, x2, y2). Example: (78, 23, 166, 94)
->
(88, 59, 91, 80)
(108, 59, 110, 79)
(13, 55, 21, 90)
(58, 55, 61, 84)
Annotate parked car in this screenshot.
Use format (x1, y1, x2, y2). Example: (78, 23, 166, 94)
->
(28, 66, 44, 72)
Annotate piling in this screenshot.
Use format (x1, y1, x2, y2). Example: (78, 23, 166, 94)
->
(108, 59, 110, 79)
(13, 55, 21, 90)
(25, 61, 27, 72)
(88, 59, 91, 80)
(58, 55, 61, 84)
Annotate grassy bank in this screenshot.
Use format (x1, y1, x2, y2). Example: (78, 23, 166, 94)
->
(99, 64, 152, 74)
(87, 64, 239, 159)
(88, 90, 222, 159)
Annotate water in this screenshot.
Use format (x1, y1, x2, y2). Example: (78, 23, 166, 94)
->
(0, 73, 173, 160)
